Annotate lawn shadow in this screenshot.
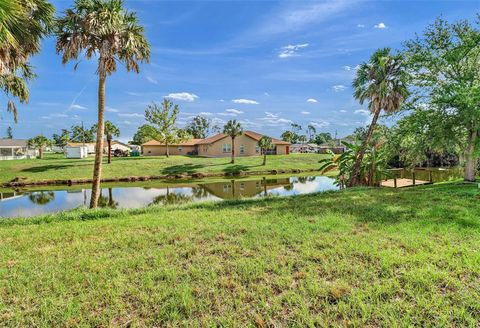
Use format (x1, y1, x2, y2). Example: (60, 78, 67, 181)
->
(20, 163, 87, 173)
(161, 164, 206, 175)
(222, 164, 261, 174)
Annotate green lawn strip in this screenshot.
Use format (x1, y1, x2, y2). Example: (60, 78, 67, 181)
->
(0, 153, 329, 185)
(0, 183, 479, 326)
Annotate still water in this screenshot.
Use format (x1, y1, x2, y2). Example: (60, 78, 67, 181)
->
(0, 176, 338, 218)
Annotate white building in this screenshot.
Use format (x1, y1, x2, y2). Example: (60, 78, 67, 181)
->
(0, 139, 38, 160)
(65, 145, 89, 158)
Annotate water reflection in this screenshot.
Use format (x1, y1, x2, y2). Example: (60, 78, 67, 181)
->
(0, 168, 462, 219)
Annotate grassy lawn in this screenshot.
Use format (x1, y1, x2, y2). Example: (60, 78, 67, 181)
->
(0, 153, 328, 185)
(1, 183, 479, 326)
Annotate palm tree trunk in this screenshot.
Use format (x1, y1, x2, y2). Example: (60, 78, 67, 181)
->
(39, 147, 43, 159)
(90, 72, 106, 209)
(166, 142, 169, 158)
(463, 129, 478, 182)
(349, 107, 381, 187)
(231, 137, 235, 164)
(263, 148, 266, 165)
(108, 138, 112, 164)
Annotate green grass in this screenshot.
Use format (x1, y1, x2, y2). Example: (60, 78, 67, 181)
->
(1, 183, 479, 326)
(0, 153, 329, 185)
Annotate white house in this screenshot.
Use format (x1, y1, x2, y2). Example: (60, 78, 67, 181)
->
(110, 140, 132, 153)
(0, 139, 38, 160)
(66, 142, 96, 154)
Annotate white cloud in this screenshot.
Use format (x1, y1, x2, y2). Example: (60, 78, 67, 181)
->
(343, 65, 359, 71)
(264, 92, 270, 96)
(354, 109, 370, 116)
(339, 110, 347, 113)
(374, 22, 387, 29)
(306, 98, 318, 103)
(119, 113, 143, 118)
(278, 43, 309, 58)
(146, 76, 158, 85)
(106, 107, 119, 113)
(301, 111, 310, 115)
(225, 109, 244, 115)
(51, 113, 69, 118)
(70, 104, 87, 110)
(127, 92, 142, 96)
(165, 92, 199, 102)
(121, 120, 133, 125)
(357, 24, 365, 28)
(332, 85, 347, 92)
(232, 99, 259, 105)
(199, 112, 213, 116)
(309, 120, 330, 128)
(265, 112, 279, 119)
(219, 99, 225, 102)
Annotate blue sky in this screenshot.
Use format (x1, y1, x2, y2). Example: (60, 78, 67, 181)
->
(2, 0, 479, 141)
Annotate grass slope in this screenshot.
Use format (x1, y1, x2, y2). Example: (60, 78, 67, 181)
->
(0, 153, 328, 185)
(1, 183, 479, 326)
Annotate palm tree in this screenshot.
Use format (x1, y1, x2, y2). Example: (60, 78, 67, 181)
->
(27, 135, 51, 159)
(258, 136, 273, 166)
(350, 48, 408, 186)
(0, 0, 54, 122)
(56, 0, 150, 208)
(223, 120, 243, 164)
(93, 121, 120, 164)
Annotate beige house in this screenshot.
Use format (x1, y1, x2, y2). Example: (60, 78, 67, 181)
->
(142, 131, 290, 157)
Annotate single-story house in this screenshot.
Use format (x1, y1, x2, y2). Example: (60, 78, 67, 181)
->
(110, 140, 132, 153)
(142, 130, 291, 157)
(0, 139, 38, 160)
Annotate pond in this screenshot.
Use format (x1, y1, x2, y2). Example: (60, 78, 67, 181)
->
(0, 175, 338, 218)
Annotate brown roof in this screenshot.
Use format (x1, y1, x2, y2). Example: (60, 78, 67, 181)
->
(0, 139, 28, 147)
(196, 133, 228, 145)
(142, 139, 203, 147)
(244, 130, 291, 145)
(66, 142, 96, 147)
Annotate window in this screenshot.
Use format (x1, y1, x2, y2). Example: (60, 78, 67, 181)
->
(240, 144, 245, 154)
(255, 146, 260, 154)
(223, 144, 231, 153)
(177, 146, 183, 152)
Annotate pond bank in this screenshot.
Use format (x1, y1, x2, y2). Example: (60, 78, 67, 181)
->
(3, 167, 324, 188)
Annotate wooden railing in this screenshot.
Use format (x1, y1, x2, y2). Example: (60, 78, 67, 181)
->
(385, 168, 434, 188)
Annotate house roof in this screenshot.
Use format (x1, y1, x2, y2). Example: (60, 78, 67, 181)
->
(243, 130, 291, 145)
(196, 133, 228, 145)
(66, 142, 96, 147)
(111, 140, 132, 149)
(0, 139, 28, 147)
(142, 139, 203, 147)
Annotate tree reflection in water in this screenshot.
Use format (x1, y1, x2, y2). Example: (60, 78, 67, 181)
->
(28, 191, 55, 205)
(149, 186, 194, 206)
(98, 188, 119, 209)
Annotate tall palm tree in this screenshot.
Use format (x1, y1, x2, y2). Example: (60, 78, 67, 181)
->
(0, 0, 54, 122)
(223, 119, 243, 164)
(93, 120, 120, 164)
(350, 48, 408, 186)
(56, 0, 150, 208)
(258, 135, 273, 166)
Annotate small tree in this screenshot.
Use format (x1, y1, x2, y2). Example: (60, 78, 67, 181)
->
(132, 124, 155, 145)
(144, 99, 185, 157)
(93, 121, 120, 164)
(28, 135, 51, 159)
(70, 125, 95, 143)
(185, 115, 217, 139)
(6, 126, 13, 139)
(258, 136, 273, 166)
(52, 129, 71, 147)
(223, 120, 243, 164)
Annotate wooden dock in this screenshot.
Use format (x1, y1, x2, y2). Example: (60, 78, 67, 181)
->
(381, 169, 434, 188)
(381, 178, 431, 188)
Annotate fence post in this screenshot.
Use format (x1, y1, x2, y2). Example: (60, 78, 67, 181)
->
(429, 170, 433, 183)
(394, 176, 397, 188)
(412, 171, 416, 186)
